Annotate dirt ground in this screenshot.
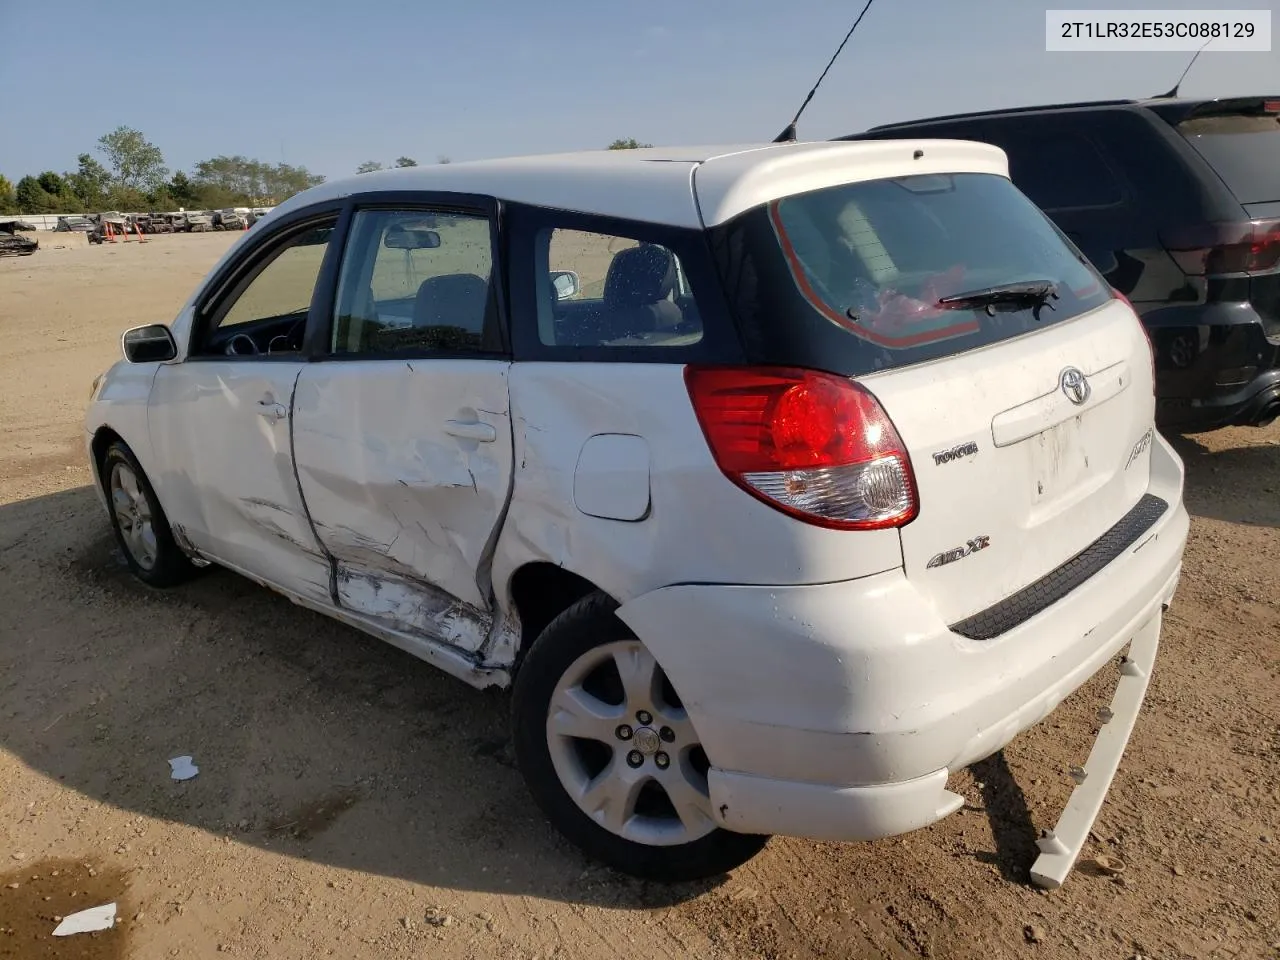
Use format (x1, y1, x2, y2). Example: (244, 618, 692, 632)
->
(1, 233, 1277, 960)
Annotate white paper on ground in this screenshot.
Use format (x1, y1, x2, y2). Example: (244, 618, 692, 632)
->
(52, 902, 117, 936)
(168, 756, 199, 781)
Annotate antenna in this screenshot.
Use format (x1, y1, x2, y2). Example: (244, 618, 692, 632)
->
(1154, 38, 1212, 99)
(773, 0, 877, 143)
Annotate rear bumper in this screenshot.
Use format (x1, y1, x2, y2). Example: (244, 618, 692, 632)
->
(1142, 300, 1280, 430)
(616, 434, 1188, 868)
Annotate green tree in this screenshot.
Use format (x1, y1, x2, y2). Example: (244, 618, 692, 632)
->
(394, 156, 418, 167)
(67, 153, 112, 212)
(190, 155, 323, 206)
(356, 160, 384, 174)
(108, 186, 149, 211)
(36, 171, 68, 196)
(168, 170, 198, 207)
(15, 175, 58, 213)
(268, 162, 324, 200)
(0, 174, 15, 214)
(147, 185, 176, 210)
(97, 125, 168, 193)
(19, 172, 78, 211)
(607, 138, 652, 150)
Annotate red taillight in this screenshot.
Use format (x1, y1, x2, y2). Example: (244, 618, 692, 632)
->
(1113, 287, 1156, 396)
(1159, 219, 1280, 276)
(684, 365, 919, 530)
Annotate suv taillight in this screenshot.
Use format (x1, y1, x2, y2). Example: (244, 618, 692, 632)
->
(1159, 219, 1280, 276)
(1112, 288, 1156, 395)
(684, 365, 918, 530)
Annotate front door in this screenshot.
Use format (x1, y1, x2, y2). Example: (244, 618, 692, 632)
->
(290, 204, 514, 652)
(149, 216, 340, 602)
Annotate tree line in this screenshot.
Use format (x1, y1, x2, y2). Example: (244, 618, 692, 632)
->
(0, 126, 325, 215)
(0, 133, 654, 215)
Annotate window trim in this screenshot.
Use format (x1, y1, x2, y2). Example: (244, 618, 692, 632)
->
(311, 191, 511, 362)
(505, 203, 744, 364)
(186, 200, 349, 363)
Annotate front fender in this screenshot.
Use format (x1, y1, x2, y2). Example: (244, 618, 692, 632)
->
(84, 360, 162, 509)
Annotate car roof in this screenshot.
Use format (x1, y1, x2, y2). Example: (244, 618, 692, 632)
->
(856, 95, 1279, 133)
(268, 140, 1010, 230)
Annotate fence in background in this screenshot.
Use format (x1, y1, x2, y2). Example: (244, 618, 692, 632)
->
(0, 214, 86, 231)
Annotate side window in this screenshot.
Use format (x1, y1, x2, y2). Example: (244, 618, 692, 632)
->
(197, 221, 335, 356)
(1006, 134, 1125, 210)
(331, 209, 498, 355)
(537, 227, 703, 347)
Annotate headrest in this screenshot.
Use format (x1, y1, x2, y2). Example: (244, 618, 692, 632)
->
(413, 273, 489, 331)
(603, 244, 676, 307)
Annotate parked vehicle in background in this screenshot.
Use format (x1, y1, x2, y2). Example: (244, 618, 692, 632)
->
(55, 216, 95, 233)
(85, 142, 1187, 889)
(213, 209, 247, 231)
(840, 95, 1280, 432)
(0, 219, 39, 256)
(184, 211, 214, 233)
(247, 207, 274, 227)
(140, 213, 172, 234)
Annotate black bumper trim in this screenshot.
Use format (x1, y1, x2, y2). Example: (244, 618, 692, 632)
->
(950, 494, 1170, 642)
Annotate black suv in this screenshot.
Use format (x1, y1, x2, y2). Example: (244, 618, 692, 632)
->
(839, 96, 1280, 432)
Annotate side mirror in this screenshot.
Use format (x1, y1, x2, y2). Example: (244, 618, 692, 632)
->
(122, 324, 178, 363)
(384, 225, 442, 249)
(550, 270, 580, 300)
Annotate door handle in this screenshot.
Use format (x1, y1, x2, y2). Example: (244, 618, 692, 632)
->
(257, 400, 287, 422)
(444, 419, 497, 442)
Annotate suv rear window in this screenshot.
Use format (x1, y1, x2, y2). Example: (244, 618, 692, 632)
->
(709, 172, 1111, 376)
(1176, 112, 1280, 205)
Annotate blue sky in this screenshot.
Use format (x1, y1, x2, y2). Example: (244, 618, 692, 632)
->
(1, 0, 1276, 181)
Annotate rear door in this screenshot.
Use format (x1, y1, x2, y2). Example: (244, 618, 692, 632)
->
(290, 201, 514, 652)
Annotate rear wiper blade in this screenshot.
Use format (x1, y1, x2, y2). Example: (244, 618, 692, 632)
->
(937, 280, 1059, 309)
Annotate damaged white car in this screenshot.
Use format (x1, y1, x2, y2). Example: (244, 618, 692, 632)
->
(86, 142, 1189, 886)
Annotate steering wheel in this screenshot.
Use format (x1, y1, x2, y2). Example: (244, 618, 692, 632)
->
(225, 333, 259, 356)
(268, 318, 308, 354)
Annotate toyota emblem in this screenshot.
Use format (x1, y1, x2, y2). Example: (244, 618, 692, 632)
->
(1060, 367, 1091, 406)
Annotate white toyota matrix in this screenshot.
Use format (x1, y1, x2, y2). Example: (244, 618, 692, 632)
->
(86, 140, 1189, 887)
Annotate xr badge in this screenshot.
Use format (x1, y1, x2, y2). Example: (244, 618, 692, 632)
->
(926, 536, 991, 570)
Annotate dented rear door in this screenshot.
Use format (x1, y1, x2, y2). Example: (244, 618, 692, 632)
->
(289, 204, 514, 653)
(291, 361, 513, 651)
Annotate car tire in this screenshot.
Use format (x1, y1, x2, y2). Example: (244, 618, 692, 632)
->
(512, 591, 769, 882)
(101, 441, 195, 588)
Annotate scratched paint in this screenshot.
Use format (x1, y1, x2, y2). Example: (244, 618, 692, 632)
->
(336, 564, 491, 651)
(238, 497, 323, 555)
(290, 359, 515, 648)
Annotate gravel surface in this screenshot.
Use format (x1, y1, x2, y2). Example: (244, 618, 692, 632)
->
(2, 233, 1277, 959)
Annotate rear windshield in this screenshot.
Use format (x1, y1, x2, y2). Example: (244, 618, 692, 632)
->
(1177, 113, 1280, 204)
(708, 172, 1111, 376)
